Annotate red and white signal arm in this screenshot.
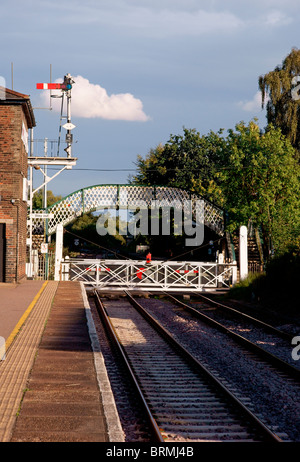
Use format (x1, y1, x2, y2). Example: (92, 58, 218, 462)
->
(36, 79, 73, 91)
(36, 83, 64, 90)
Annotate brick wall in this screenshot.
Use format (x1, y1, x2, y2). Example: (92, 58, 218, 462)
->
(0, 105, 29, 283)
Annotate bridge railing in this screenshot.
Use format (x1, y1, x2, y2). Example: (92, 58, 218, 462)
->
(60, 259, 237, 292)
(29, 184, 225, 236)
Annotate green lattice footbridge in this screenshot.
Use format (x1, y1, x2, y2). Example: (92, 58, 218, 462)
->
(31, 184, 225, 236)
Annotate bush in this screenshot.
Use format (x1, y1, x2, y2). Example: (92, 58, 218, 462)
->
(228, 249, 300, 314)
(228, 272, 266, 301)
(266, 249, 300, 289)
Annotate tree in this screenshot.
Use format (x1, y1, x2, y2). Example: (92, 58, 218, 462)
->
(32, 190, 62, 209)
(219, 121, 300, 256)
(133, 122, 300, 258)
(64, 211, 127, 255)
(132, 127, 225, 205)
(259, 47, 300, 155)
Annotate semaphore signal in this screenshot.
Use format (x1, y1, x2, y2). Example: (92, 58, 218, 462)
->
(36, 74, 74, 92)
(36, 73, 75, 158)
(36, 83, 64, 90)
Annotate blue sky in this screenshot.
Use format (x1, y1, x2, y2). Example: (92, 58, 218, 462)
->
(1, 0, 299, 197)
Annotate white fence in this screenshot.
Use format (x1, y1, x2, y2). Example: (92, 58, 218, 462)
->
(60, 259, 237, 292)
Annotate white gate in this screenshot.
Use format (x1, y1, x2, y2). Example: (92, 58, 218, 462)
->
(61, 259, 237, 292)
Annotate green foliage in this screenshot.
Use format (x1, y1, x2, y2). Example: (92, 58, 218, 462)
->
(266, 248, 300, 289)
(131, 127, 226, 206)
(32, 190, 62, 209)
(133, 122, 300, 257)
(219, 121, 300, 255)
(259, 47, 300, 153)
(227, 272, 266, 301)
(63, 211, 126, 255)
(228, 249, 300, 314)
(69, 211, 97, 233)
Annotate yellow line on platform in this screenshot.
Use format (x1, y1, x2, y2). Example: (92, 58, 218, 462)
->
(5, 281, 48, 352)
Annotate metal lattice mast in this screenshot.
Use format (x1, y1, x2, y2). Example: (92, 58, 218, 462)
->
(27, 74, 77, 278)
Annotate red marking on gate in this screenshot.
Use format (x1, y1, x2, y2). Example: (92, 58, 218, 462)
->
(137, 268, 146, 279)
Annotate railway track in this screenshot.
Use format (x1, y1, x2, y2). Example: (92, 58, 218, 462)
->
(162, 292, 300, 380)
(93, 290, 281, 442)
(87, 294, 155, 442)
(189, 292, 298, 341)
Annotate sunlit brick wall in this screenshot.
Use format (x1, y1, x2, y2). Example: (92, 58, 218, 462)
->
(0, 103, 29, 282)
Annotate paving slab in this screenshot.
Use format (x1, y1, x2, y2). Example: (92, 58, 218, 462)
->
(0, 281, 57, 442)
(0, 280, 45, 342)
(0, 279, 124, 443)
(10, 281, 110, 443)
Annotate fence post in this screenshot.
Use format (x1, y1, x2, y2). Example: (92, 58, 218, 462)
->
(239, 225, 248, 281)
(232, 263, 238, 286)
(96, 261, 100, 286)
(61, 255, 70, 281)
(54, 224, 63, 281)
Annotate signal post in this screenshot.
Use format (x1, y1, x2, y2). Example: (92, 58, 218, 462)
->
(27, 74, 77, 278)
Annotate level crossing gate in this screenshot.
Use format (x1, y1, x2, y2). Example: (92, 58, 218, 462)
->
(60, 258, 237, 292)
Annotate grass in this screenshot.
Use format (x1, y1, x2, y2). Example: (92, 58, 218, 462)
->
(228, 272, 266, 302)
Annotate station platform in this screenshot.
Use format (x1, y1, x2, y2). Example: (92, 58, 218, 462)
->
(0, 280, 124, 442)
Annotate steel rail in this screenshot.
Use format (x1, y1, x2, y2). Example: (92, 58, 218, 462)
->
(124, 290, 282, 442)
(163, 292, 300, 381)
(191, 292, 293, 341)
(93, 290, 164, 442)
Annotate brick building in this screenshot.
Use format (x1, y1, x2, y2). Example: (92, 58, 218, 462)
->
(0, 87, 36, 283)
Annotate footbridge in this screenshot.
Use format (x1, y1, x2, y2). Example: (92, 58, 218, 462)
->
(29, 184, 238, 291)
(31, 184, 225, 235)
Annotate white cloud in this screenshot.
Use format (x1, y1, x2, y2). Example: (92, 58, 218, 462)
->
(40, 75, 150, 122)
(237, 91, 268, 112)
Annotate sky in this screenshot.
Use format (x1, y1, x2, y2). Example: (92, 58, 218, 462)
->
(1, 0, 300, 198)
